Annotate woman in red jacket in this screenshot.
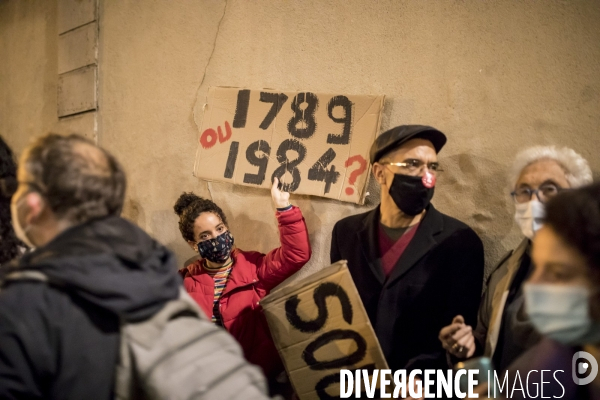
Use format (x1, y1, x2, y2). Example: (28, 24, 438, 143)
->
(174, 178, 311, 391)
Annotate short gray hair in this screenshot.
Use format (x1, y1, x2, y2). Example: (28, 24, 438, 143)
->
(24, 133, 126, 224)
(510, 145, 592, 189)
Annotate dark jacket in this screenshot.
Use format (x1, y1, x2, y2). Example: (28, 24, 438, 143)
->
(472, 238, 542, 371)
(330, 204, 484, 372)
(0, 216, 181, 400)
(180, 206, 311, 377)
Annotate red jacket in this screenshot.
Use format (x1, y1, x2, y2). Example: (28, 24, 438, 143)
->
(179, 206, 311, 376)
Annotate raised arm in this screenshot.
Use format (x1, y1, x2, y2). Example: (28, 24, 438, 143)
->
(256, 178, 312, 291)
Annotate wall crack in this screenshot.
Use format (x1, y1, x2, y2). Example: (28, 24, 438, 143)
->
(192, 0, 228, 132)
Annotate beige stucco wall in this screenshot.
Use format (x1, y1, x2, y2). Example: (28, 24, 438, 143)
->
(0, 0, 97, 157)
(2, 0, 599, 281)
(0, 1, 59, 153)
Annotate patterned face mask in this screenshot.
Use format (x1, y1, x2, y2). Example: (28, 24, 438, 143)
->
(197, 231, 234, 263)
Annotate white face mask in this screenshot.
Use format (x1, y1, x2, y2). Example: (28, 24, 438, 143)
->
(514, 199, 545, 239)
(524, 283, 600, 346)
(10, 196, 35, 248)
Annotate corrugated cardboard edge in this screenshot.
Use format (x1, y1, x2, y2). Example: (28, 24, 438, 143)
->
(358, 94, 386, 205)
(261, 260, 348, 307)
(193, 86, 215, 177)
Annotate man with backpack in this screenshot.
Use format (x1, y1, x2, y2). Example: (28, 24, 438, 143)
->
(0, 133, 270, 399)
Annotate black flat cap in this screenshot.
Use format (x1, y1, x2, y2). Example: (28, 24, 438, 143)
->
(369, 125, 447, 164)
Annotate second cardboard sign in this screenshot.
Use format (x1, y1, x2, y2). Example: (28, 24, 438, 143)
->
(261, 261, 388, 399)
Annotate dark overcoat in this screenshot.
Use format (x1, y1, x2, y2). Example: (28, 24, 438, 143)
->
(331, 204, 484, 371)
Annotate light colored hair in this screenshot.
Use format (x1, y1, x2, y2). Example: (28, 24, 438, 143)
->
(510, 145, 593, 189)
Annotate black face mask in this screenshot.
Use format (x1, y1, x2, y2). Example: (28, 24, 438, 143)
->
(388, 173, 434, 216)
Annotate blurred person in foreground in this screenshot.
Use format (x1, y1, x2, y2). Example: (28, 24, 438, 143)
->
(0, 134, 269, 399)
(505, 182, 600, 399)
(0, 136, 26, 264)
(440, 146, 592, 372)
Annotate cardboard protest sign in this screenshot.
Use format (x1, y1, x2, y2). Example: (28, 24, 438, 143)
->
(194, 87, 385, 204)
(260, 261, 388, 399)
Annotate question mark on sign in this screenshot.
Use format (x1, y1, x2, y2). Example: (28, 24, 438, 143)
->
(344, 155, 367, 195)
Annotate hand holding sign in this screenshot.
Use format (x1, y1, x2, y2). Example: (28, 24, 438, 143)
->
(271, 177, 291, 209)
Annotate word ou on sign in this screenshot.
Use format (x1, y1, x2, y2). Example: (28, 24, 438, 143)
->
(194, 87, 384, 204)
(199, 121, 232, 149)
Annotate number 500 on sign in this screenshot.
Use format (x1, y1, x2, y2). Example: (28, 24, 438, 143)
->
(194, 87, 385, 204)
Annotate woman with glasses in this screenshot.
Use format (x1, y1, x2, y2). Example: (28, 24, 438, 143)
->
(0, 135, 26, 264)
(439, 146, 592, 373)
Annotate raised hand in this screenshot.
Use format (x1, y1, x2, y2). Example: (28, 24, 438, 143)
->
(271, 178, 291, 209)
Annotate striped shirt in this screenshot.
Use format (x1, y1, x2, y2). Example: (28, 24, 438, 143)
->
(203, 260, 233, 326)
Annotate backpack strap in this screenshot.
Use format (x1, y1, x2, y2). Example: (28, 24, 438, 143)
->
(124, 289, 204, 349)
(114, 288, 207, 400)
(3, 270, 49, 285)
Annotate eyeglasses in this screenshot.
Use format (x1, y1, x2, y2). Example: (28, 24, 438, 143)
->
(511, 183, 566, 204)
(380, 160, 443, 175)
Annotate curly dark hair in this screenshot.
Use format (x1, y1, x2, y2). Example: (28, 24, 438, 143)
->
(173, 192, 228, 243)
(0, 136, 26, 264)
(23, 133, 126, 224)
(545, 182, 600, 273)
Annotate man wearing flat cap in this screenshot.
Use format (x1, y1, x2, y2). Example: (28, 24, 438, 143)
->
(331, 125, 484, 373)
